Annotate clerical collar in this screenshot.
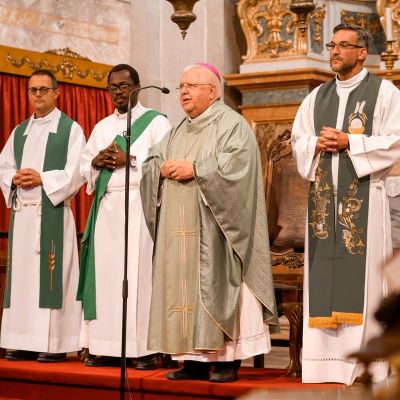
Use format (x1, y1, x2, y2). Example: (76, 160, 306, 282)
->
(335, 67, 368, 89)
(32, 107, 58, 124)
(188, 101, 217, 123)
(114, 101, 142, 120)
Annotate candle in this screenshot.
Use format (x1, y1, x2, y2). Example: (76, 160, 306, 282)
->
(385, 7, 393, 41)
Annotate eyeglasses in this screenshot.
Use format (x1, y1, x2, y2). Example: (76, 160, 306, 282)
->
(177, 83, 214, 91)
(325, 41, 364, 51)
(27, 87, 56, 95)
(106, 83, 134, 92)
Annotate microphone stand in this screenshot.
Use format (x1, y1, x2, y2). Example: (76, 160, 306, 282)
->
(120, 85, 170, 400)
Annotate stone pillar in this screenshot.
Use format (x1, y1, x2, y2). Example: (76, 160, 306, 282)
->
(130, 0, 244, 124)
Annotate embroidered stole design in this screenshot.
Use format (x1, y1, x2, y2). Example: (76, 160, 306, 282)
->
(3, 113, 73, 309)
(77, 109, 162, 320)
(308, 73, 382, 328)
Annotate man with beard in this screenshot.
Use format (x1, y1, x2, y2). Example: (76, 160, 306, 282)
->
(78, 64, 170, 368)
(292, 24, 400, 384)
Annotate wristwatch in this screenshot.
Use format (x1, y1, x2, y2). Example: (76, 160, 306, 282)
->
(130, 156, 137, 169)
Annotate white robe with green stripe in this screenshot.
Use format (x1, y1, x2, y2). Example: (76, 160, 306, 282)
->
(79, 102, 171, 357)
(0, 107, 86, 353)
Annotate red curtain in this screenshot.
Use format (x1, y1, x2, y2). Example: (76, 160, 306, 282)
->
(0, 72, 114, 248)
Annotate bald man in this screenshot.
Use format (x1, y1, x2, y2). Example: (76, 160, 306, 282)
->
(140, 63, 278, 382)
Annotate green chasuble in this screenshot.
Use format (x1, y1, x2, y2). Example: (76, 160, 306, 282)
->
(308, 73, 382, 328)
(4, 112, 73, 309)
(141, 100, 278, 353)
(77, 109, 162, 320)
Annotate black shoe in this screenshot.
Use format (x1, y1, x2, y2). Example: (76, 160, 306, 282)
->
(135, 354, 156, 370)
(209, 360, 241, 383)
(166, 360, 210, 380)
(85, 355, 121, 367)
(4, 350, 39, 361)
(160, 353, 179, 369)
(37, 352, 67, 363)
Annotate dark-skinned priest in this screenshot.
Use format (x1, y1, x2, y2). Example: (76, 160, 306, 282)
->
(140, 63, 278, 383)
(78, 64, 171, 368)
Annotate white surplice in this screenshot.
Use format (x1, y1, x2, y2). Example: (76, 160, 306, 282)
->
(0, 107, 86, 353)
(79, 102, 170, 357)
(292, 68, 400, 385)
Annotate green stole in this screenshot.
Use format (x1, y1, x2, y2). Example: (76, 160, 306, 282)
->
(77, 109, 162, 320)
(308, 73, 382, 328)
(3, 112, 73, 309)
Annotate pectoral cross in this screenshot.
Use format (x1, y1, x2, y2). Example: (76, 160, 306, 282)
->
(170, 204, 197, 263)
(171, 279, 193, 339)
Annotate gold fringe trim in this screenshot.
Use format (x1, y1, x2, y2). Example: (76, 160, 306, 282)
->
(308, 317, 338, 329)
(332, 311, 363, 325)
(309, 312, 363, 329)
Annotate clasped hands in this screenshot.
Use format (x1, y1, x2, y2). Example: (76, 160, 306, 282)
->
(92, 141, 135, 171)
(12, 168, 42, 189)
(315, 127, 349, 156)
(160, 160, 194, 181)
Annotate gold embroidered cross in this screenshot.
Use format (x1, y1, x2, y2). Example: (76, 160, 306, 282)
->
(170, 204, 197, 263)
(171, 279, 193, 339)
(48, 240, 55, 291)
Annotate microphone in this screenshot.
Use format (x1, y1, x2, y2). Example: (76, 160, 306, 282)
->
(126, 84, 170, 137)
(129, 85, 170, 97)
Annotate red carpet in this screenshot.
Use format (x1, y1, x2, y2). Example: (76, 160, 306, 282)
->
(0, 358, 343, 400)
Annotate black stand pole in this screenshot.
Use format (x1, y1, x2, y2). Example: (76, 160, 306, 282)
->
(119, 85, 170, 400)
(119, 91, 133, 400)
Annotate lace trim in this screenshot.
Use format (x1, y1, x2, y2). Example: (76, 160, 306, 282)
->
(303, 357, 386, 364)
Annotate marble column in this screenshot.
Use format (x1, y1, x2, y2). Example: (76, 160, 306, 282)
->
(130, 0, 244, 125)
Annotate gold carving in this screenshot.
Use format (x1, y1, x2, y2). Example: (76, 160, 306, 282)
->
(5, 53, 107, 81)
(309, 164, 331, 240)
(45, 47, 90, 61)
(310, 3, 326, 46)
(338, 178, 365, 255)
(341, 10, 381, 35)
(238, 0, 307, 62)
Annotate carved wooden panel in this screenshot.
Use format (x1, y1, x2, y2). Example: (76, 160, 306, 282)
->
(254, 121, 292, 177)
(265, 130, 309, 256)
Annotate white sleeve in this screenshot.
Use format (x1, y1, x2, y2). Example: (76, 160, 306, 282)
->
(291, 88, 321, 182)
(0, 129, 17, 208)
(349, 80, 400, 178)
(41, 122, 86, 206)
(80, 124, 103, 194)
(150, 115, 172, 146)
